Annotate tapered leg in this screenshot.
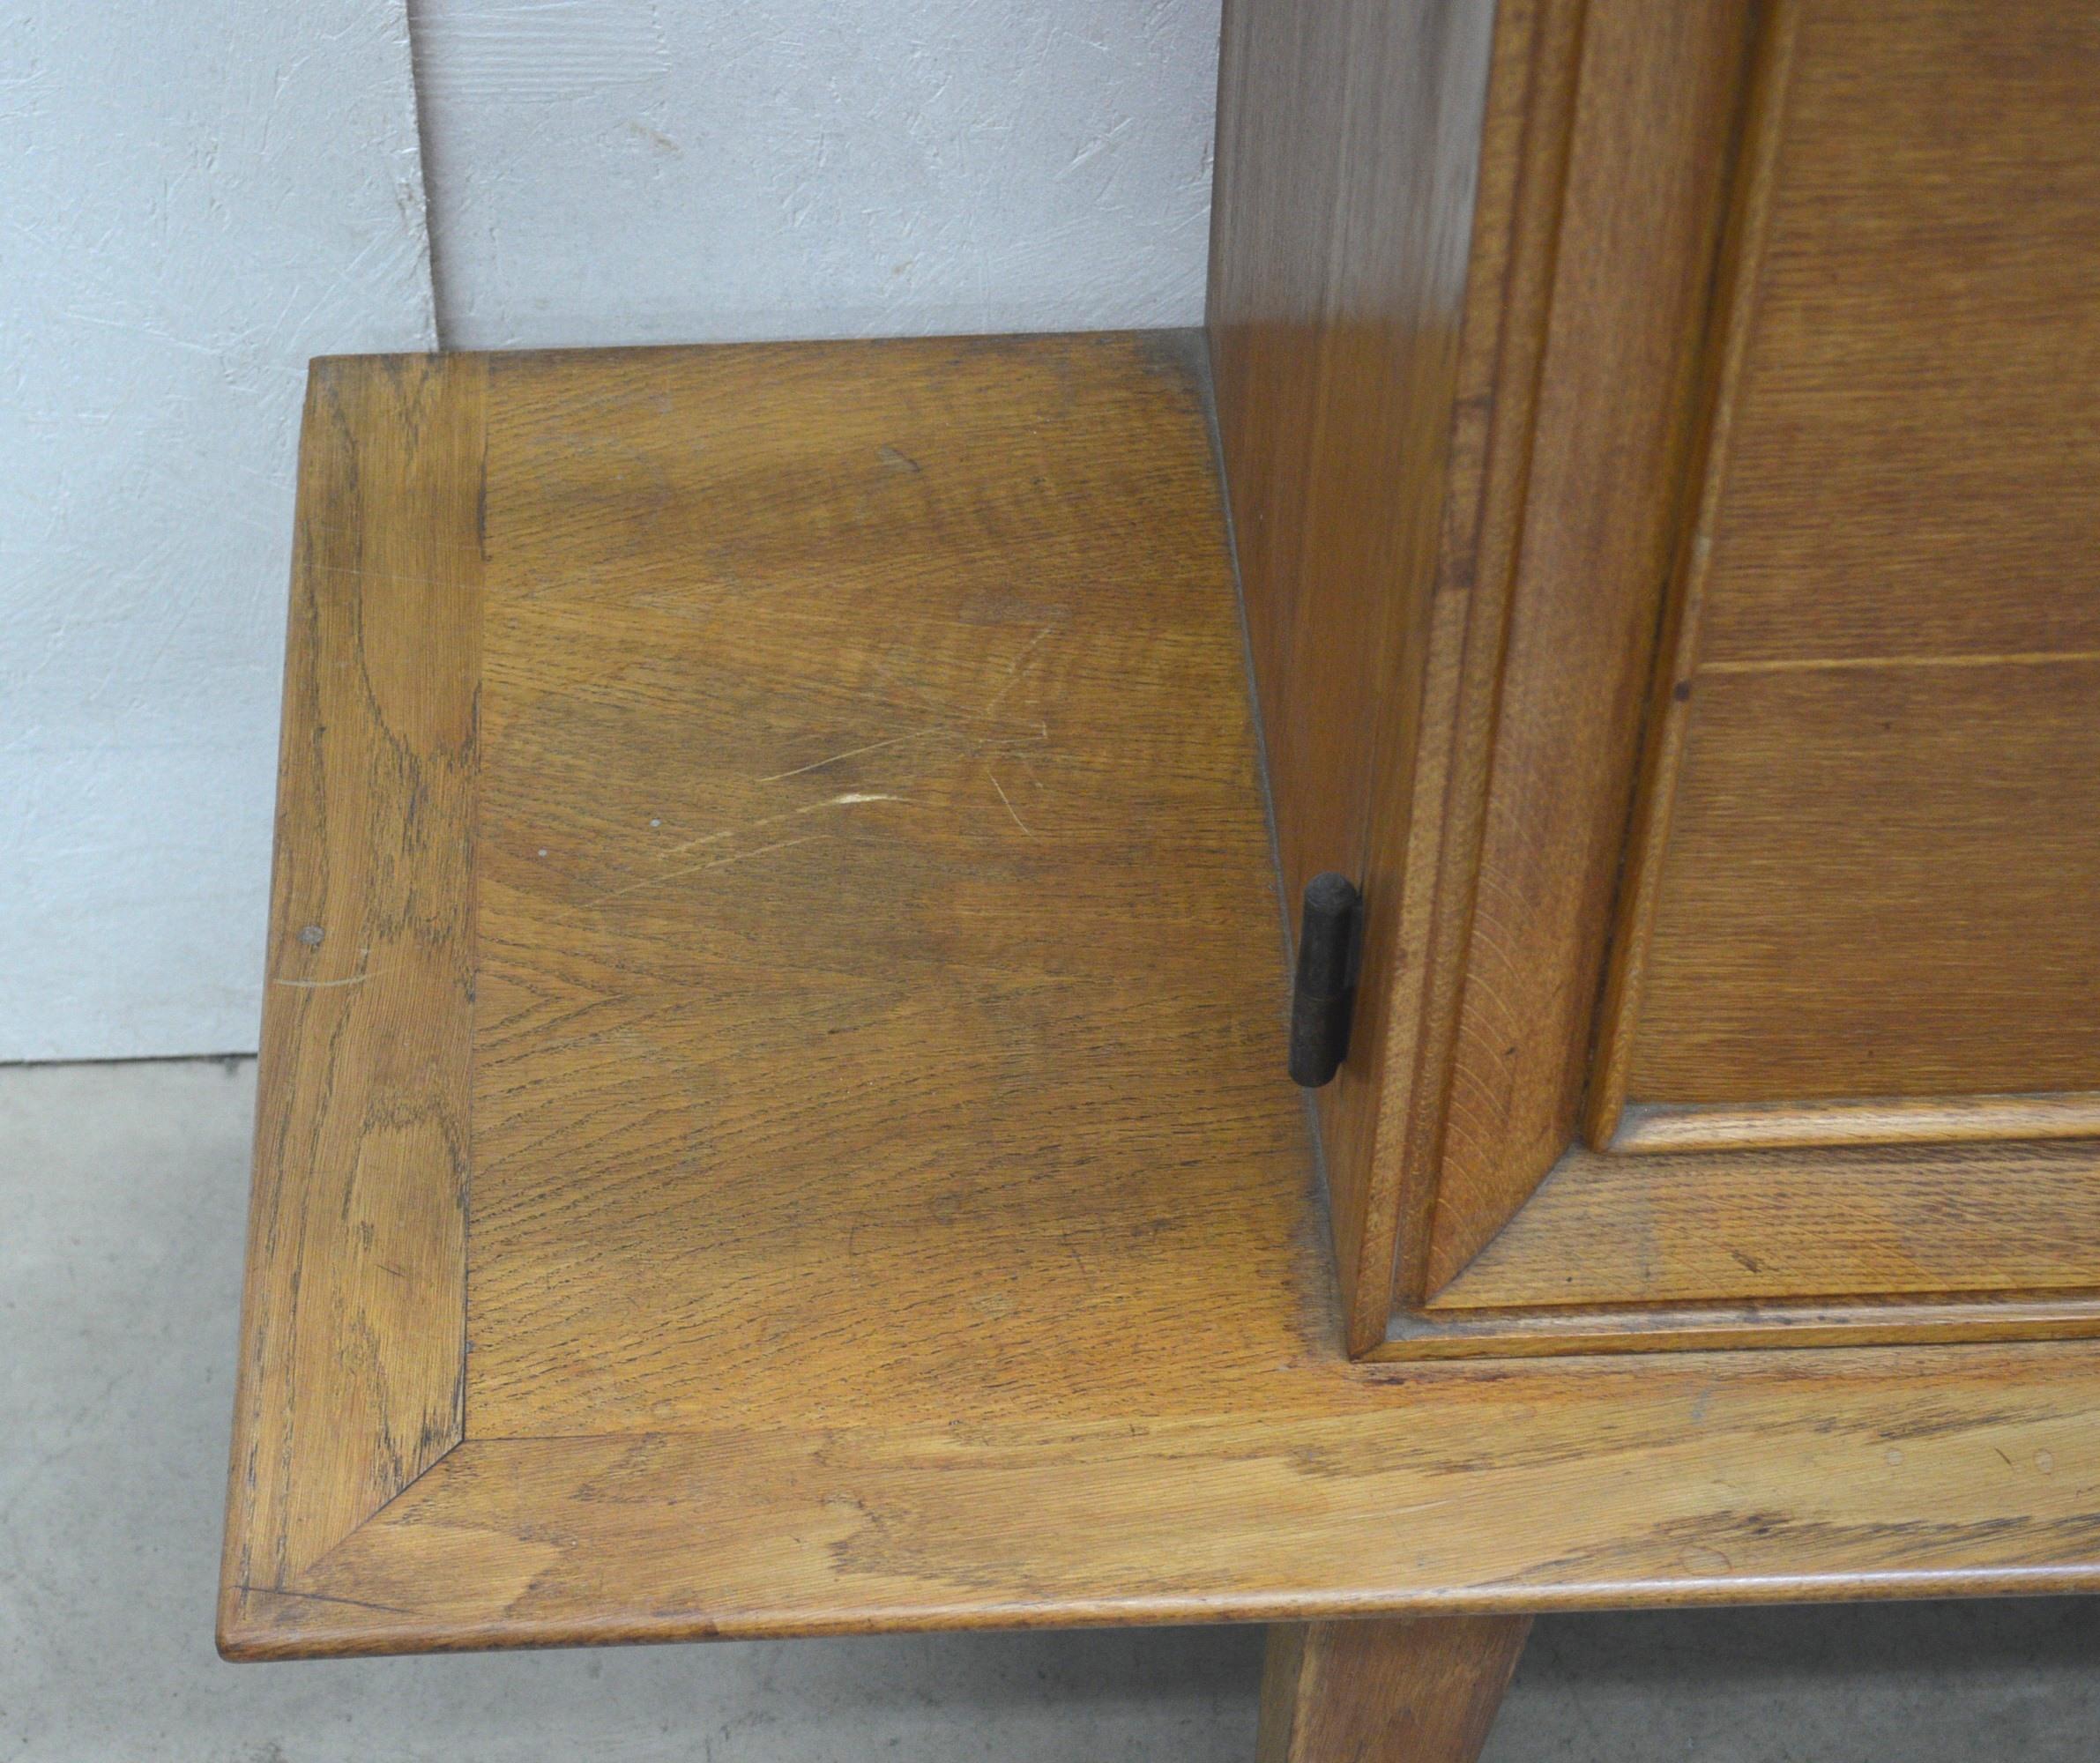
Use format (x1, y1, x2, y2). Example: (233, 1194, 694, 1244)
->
(1256, 1615, 1533, 1762)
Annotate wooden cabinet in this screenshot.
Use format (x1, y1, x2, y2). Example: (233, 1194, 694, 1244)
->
(1215, 0, 2100, 1360)
(222, 3, 2100, 1756)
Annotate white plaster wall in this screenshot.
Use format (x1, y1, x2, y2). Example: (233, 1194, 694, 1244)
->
(3, 0, 1223, 1060)
(411, 0, 1218, 348)
(0, 3, 436, 1060)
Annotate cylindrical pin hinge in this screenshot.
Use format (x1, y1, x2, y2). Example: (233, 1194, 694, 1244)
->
(1289, 872, 1361, 1088)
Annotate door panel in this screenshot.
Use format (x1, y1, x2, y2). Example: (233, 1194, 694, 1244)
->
(1700, 0, 2100, 669)
(1218, 0, 2100, 1357)
(1415, 0, 2100, 1346)
(1590, 0, 2100, 1148)
(1622, 660, 2100, 1106)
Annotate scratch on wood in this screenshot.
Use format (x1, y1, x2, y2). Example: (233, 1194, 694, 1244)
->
(987, 769, 1037, 838)
(658, 792, 906, 859)
(980, 625, 1061, 718)
(760, 727, 951, 782)
(272, 966, 384, 990)
(591, 833, 830, 905)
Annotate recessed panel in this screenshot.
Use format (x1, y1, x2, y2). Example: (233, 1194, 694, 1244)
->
(1626, 659, 2100, 1104)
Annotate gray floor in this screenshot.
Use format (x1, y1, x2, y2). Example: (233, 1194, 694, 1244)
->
(2, 1060, 2093, 1762)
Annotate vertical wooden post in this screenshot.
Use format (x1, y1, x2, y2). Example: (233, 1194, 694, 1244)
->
(1256, 1615, 1533, 1762)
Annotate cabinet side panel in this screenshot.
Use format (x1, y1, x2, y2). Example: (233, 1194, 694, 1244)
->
(1206, 0, 1502, 1343)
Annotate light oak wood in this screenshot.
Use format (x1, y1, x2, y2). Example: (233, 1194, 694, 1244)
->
(1696, 0, 2100, 671)
(1420, 0, 1763, 1297)
(1609, 1095, 2100, 1157)
(1209, 0, 1501, 1350)
(465, 332, 1294, 1439)
(1383, 1298, 2100, 1362)
(1590, 0, 2100, 1142)
(1219, 0, 2100, 1353)
(1621, 660, 2100, 1105)
(1257, 1616, 1531, 1763)
(1423, 1135, 2100, 1310)
(1367, 0, 1586, 1334)
(223, 336, 2100, 1663)
(1582, 0, 1803, 1150)
(220, 354, 482, 1605)
(235, 1342, 2100, 1658)
(1211, 2, 1787, 1325)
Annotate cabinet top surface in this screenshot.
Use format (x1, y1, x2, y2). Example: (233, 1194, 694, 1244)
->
(220, 334, 2100, 1662)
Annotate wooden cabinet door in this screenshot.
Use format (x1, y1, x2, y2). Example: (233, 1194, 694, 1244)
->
(1213, 0, 2100, 1356)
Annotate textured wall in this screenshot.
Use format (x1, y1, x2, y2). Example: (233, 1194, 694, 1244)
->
(2, 0, 1223, 1060)
(412, 0, 1219, 348)
(0, 2, 436, 1060)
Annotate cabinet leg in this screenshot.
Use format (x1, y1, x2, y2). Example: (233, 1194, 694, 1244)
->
(1255, 1614, 1533, 1762)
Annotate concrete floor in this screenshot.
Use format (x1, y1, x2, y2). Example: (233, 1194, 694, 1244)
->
(2, 1059, 2093, 1761)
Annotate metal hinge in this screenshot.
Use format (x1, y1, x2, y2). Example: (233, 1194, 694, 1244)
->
(1288, 872, 1361, 1088)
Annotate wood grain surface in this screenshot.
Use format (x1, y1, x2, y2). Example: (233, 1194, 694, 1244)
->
(1257, 1615, 1532, 1763)
(1207, 0, 1777, 1324)
(1623, 662, 2100, 1103)
(1383, 1298, 2100, 1362)
(1208, 0, 1501, 1347)
(1367, 0, 1582, 1326)
(1218, 0, 1791, 1321)
(1420, 0, 1762, 1296)
(220, 354, 483, 1607)
(1581, 0, 1802, 1149)
(237, 1343, 2100, 1655)
(1591, 0, 2100, 1133)
(220, 334, 2100, 1661)
(1699, 0, 2100, 671)
(1428, 1135, 2100, 1311)
(1610, 1094, 2100, 1157)
(465, 332, 1300, 1438)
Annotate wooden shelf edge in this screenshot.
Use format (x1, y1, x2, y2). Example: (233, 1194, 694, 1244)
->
(1426, 1130, 2100, 1320)
(1381, 1293, 2100, 1360)
(220, 1564, 2100, 1663)
(1609, 1097, 2100, 1155)
(217, 1402, 2100, 1660)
